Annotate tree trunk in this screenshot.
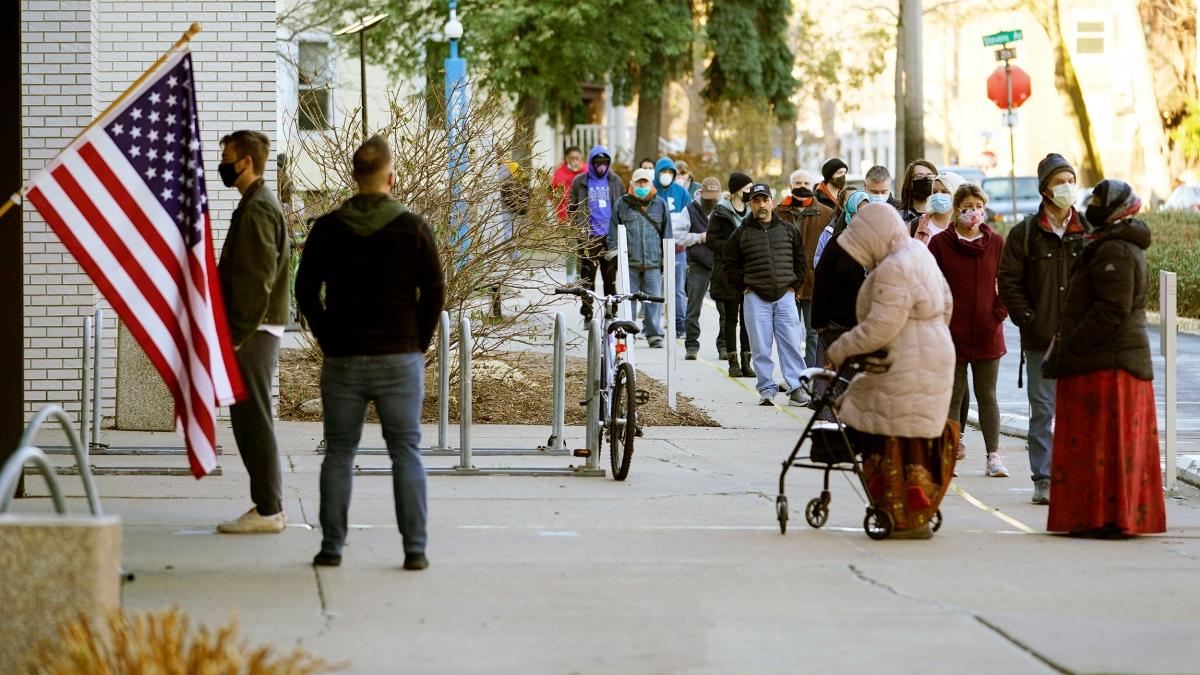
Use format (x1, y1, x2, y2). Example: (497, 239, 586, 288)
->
(894, 2, 906, 173)
(901, 0, 924, 167)
(820, 97, 838, 158)
(685, 40, 707, 155)
(781, 118, 798, 174)
(514, 93, 540, 168)
(635, 84, 664, 163)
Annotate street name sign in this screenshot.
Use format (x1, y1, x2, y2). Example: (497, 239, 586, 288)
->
(983, 30, 1023, 47)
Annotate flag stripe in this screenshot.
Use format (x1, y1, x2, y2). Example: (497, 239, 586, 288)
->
(48, 161, 217, 449)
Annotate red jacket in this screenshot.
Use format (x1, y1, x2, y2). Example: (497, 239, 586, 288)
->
(551, 162, 586, 223)
(928, 225, 1008, 362)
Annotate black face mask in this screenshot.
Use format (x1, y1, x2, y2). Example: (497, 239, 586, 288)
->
(700, 197, 718, 213)
(792, 187, 813, 200)
(911, 176, 934, 201)
(831, 175, 846, 190)
(218, 159, 245, 188)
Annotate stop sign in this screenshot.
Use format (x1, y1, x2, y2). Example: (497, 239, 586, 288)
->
(988, 65, 1031, 109)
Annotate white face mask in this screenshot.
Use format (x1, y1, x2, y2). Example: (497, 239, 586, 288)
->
(659, 172, 674, 187)
(1050, 183, 1077, 209)
(866, 193, 889, 204)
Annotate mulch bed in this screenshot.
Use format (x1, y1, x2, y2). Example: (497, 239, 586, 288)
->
(278, 348, 718, 428)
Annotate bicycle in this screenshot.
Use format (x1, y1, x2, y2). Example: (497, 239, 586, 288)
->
(553, 286, 663, 480)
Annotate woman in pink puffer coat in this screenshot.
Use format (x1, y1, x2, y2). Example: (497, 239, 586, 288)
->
(826, 203, 958, 539)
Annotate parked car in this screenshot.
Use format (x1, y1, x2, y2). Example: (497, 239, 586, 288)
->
(982, 176, 1041, 224)
(940, 165, 986, 186)
(1160, 184, 1200, 212)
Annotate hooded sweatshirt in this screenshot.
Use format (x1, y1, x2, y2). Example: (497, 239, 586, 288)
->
(295, 192, 445, 356)
(568, 145, 625, 237)
(551, 158, 586, 223)
(654, 157, 695, 254)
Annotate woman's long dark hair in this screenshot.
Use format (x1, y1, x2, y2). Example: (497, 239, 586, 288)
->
(899, 159, 939, 213)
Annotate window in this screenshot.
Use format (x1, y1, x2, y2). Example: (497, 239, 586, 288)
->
(1076, 21, 1105, 54)
(297, 40, 334, 130)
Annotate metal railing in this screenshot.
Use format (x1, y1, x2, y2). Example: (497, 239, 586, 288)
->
(1, 404, 102, 516)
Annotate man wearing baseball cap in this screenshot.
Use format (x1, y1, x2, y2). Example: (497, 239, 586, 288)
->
(682, 176, 723, 359)
(997, 152, 1087, 505)
(723, 183, 810, 406)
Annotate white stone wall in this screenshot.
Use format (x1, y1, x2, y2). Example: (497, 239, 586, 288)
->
(21, 1, 277, 425)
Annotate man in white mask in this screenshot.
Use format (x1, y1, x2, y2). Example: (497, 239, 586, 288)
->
(997, 153, 1086, 507)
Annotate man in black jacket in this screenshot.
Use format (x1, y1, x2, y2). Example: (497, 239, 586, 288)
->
(683, 176, 721, 359)
(296, 135, 445, 570)
(997, 153, 1086, 505)
(724, 184, 810, 406)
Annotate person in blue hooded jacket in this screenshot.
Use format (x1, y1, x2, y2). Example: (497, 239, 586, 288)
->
(654, 156, 694, 335)
(568, 146, 624, 323)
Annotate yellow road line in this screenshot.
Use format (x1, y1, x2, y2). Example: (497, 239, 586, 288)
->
(682, 337, 811, 422)
(951, 483, 1039, 534)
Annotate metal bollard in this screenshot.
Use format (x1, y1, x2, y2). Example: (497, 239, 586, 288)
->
(456, 316, 474, 472)
(436, 311, 451, 452)
(81, 316, 92, 454)
(585, 318, 603, 469)
(1161, 270, 1178, 491)
(548, 312, 567, 451)
(663, 237, 677, 410)
(91, 309, 103, 448)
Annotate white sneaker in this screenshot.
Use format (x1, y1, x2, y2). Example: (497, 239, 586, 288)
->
(985, 453, 1010, 478)
(217, 507, 286, 534)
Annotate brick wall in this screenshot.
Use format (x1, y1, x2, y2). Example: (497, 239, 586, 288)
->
(21, 1, 277, 426)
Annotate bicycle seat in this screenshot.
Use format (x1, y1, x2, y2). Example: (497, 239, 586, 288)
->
(608, 319, 641, 336)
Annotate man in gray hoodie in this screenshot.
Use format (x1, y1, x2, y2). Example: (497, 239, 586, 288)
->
(296, 135, 445, 571)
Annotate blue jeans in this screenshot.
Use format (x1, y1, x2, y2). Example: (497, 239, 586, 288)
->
(320, 352, 427, 555)
(1023, 349, 1055, 483)
(743, 290, 808, 398)
(674, 250, 687, 332)
(796, 298, 819, 361)
(628, 266, 663, 339)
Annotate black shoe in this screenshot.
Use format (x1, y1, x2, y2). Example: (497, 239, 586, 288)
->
(648, 338, 664, 348)
(404, 552, 429, 570)
(313, 551, 342, 567)
(685, 350, 698, 360)
(727, 357, 742, 377)
(740, 353, 756, 378)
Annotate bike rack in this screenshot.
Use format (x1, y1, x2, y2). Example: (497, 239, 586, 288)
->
(343, 311, 603, 477)
(37, 310, 222, 476)
(2, 404, 103, 516)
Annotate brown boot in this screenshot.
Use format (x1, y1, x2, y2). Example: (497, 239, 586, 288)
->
(740, 352, 756, 378)
(727, 355, 742, 377)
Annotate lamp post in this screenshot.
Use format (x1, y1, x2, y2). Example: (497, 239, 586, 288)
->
(445, 2, 469, 255)
(334, 13, 388, 139)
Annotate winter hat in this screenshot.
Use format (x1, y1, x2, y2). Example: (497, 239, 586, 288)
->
(1085, 179, 1142, 227)
(700, 176, 722, 198)
(1037, 153, 1076, 193)
(933, 171, 966, 196)
(728, 172, 753, 194)
(822, 158, 849, 184)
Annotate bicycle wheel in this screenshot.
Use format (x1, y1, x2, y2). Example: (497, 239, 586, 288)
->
(609, 361, 637, 480)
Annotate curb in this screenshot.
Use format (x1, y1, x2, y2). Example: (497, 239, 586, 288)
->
(1145, 310, 1200, 336)
(966, 410, 1200, 490)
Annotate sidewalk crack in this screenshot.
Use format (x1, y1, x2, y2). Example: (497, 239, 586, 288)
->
(312, 567, 336, 636)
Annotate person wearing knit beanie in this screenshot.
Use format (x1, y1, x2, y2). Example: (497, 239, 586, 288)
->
(822, 158, 848, 184)
(816, 158, 848, 209)
(1037, 153, 1075, 193)
(1084, 179, 1142, 228)
(728, 172, 753, 197)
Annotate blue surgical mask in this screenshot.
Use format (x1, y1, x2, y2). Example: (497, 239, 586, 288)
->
(867, 193, 889, 204)
(928, 193, 952, 214)
(634, 186, 652, 199)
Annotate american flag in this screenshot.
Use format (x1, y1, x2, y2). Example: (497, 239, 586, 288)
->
(25, 49, 244, 478)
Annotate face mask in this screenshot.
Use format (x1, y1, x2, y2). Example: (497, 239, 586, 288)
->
(739, 190, 751, 203)
(867, 193, 889, 204)
(676, 176, 690, 187)
(927, 193, 952, 214)
(634, 186, 652, 199)
(700, 197, 717, 212)
(831, 175, 846, 190)
(912, 176, 934, 201)
(659, 172, 674, 187)
(792, 187, 813, 200)
(218, 159, 244, 188)
(1049, 183, 1077, 209)
(594, 163, 609, 176)
(567, 158, 582, 171)
(958, 209, 985, 228)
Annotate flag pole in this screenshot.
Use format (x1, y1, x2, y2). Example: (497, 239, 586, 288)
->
(0, 22, 202, 221)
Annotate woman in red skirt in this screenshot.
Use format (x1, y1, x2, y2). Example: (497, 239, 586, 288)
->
(1043, 179, 1165, 537)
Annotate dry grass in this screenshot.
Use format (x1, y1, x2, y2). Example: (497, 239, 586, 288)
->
(25, 608, 340, 674)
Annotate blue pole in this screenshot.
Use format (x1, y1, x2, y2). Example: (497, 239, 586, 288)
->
(445, 1, 469, 264)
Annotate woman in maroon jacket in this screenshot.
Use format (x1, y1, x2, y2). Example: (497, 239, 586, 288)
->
(928, 184, 1010, 478)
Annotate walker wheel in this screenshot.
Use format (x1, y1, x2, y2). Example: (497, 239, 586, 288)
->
(931, 509, 943, 533)
(805, 498, 829, 528)
(776, 495, 789, 534)
(864, 508, 893, 540)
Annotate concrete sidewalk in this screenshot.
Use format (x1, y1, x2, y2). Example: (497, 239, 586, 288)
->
(11, 284, 1200, 673)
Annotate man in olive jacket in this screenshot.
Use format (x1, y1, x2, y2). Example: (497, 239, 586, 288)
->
(997, 153, 1086, 505)
(724, 183, 809, 406)
(215, 130, 290, 534)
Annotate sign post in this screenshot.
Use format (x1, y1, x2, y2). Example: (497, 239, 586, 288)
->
(984, 29, 1028, 223)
